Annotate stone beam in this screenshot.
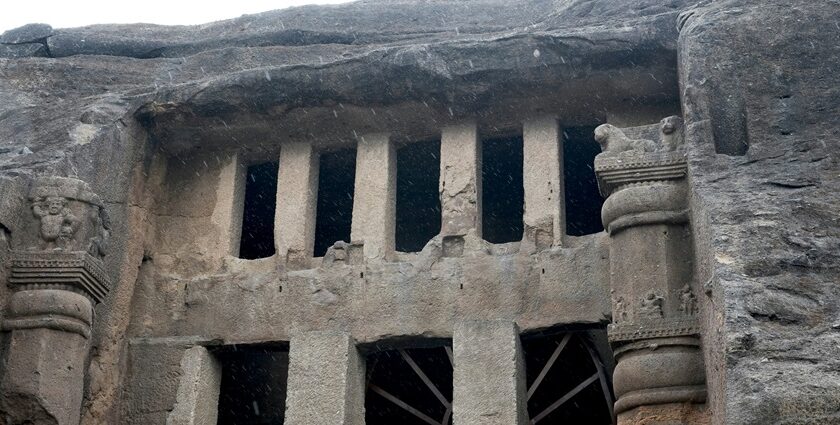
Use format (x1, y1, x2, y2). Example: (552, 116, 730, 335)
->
(275, 141, 319, 269)
(452, 320, 529, 425)
(440, 121, 481, 239)
(523, 116, 564, 249)
(350, 133, 395, 261)
(284, 331, 365, 425)
(166, 346, 222, 425)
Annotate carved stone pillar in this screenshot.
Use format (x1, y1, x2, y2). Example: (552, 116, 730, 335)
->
(594, 118, 707, 424)
(0, 177, 111, 425)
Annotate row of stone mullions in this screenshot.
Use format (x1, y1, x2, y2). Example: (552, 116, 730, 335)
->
(267, 117, 569, 266)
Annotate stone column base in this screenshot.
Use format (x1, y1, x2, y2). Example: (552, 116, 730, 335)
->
(618, 402, 710, 425)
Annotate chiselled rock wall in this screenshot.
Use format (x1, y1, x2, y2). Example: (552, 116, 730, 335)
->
(0, 0, 837, 424)
(679, 1, 840, 423)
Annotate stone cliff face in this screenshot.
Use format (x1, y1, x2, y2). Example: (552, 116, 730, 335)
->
(0, 0, 837, 423)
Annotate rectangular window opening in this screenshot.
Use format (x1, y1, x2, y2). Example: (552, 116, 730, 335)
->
(314, 148, 356, 257)
(481, 134, 524, 244)
(396, 139, 442, 253)
(563, 126, 605, 236)
(364, 340, 453, 425)
(215, 344, 289, 425)
(239, 161, 279, 260)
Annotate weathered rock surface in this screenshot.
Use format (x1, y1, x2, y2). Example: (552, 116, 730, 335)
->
(679, 0, 840, 423)
(0, 0, 837, 424)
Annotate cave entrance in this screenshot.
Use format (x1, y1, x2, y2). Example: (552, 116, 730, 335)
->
(238, 161, 279, 259)
(314, 148, 357, 257)
(482, 134, 524, 244)
(396, 139, 442, 253)
(563, 126, 605, 236)
(522, 330, 614, 424)
(215, 344, 289, 425)
(365, 342, 454, 425)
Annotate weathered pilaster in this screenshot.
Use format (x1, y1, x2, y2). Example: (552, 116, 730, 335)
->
(166, 346, 222, 425)
(440, 121, 481, 251)
(523, 116, 564, 249)
(594, 117, 707, 424)
(452, 320, 529, 425)
(275, 141, 319, 269)
(284, 331, 365, 425)
(350, 132, 395, 261)
(0, 177, 112, 425)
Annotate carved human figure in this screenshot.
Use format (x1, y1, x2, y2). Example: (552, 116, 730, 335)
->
(660, 115, 685, 151)
(614, 296, 628, 323)
(87, 206, 110, 259)
(594, 124, 657, 155)
(639, 291, 664, 320)
(32, 196, 78, 250)
(679, 284, 697, 316)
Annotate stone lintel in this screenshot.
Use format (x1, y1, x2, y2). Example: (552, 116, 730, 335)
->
(523, 116, 564, 249)
(167, 346, 222, 425)
(440, 121, 481, 238)
(350, 132, 395, 260)
(275, 141, 319, 268)
(284, 330, 365, 425)
(453, 320, 528, 425)
(8, 251, 111, 303)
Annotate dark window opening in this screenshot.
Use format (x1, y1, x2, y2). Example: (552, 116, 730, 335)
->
(522, 331, 614, 424)
(563, 127, 605, 236)
(481, 135, 524, 244)
(314, 148, 356, 257)
(239, 162, 278, 259)
(216, 344, 289, 425)
(396, 140, 441, 252)
(365, 344, 453, 425)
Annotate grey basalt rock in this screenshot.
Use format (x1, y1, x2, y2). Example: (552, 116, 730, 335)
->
(0, 23, 52, 44)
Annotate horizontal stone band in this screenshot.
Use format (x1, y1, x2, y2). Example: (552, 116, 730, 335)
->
(3, 315, 92, 339)
(608, 319, 700, 343)
(615, 385, 707, 413)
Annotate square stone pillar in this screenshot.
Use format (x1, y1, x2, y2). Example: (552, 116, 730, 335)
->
(167, 346, 222, 425)
(453, 320, 529, 425)
(523, 116, 565, 249)
(285, 331, 366, 425)
(350, 133, 395, 260)
(275, 141, 319, 269)
(440, 121, 481, 238)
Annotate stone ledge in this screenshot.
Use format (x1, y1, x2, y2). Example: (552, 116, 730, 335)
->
(608, 318, 700, 343)
(8, 251, 111, 303)
(595, 151, 687, 197)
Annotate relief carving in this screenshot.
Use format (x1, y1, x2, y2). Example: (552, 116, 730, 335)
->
(614, 295, 628, 323)
(679, 284, 697, 317)
(32, 196, 78, 250)
(594, 124, 657, 155)
(20, 177, 110, 258)
(594, 115, 685, 158)
(639, 291, 664, 320)
(660, 115, 685, 151)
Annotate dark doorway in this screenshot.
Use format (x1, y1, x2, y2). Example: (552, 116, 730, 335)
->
(366, 344, 453, 425)
(215, 344, 289, 425)
(482, 135, 524, 244)
(314, 148, 356, 257)
(522, 331, 614, 424)
(396, 139, 442, 252)
(563, 127, 605, 236)
(239, 162, 278, 259)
